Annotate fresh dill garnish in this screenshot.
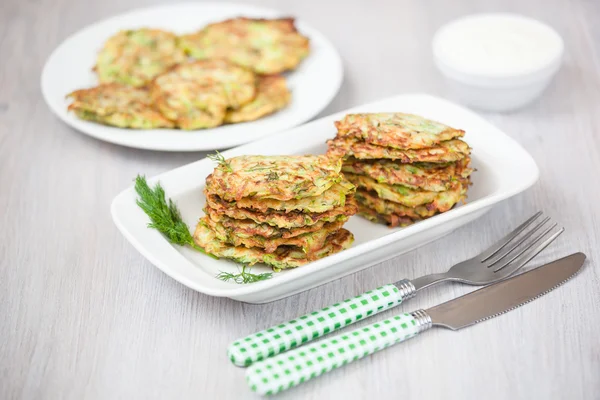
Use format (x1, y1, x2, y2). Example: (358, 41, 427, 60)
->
(216, 265, 273, 284)
(207, 151, 233, 172)
(267, 171, 279, 181)
(134, 175, 216, 258)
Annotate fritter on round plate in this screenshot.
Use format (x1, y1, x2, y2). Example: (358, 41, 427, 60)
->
(334, 113, 464, 149)
(225, 75, 291, 123)
(95, 29, 186, 87)
(66, 83, 174, 129)
(150, 60, 257, 129)
(205, 194, 358, 229)
(193, 220, 353, 270)
(205, 155, 343, 201)
(346, 173, 468, 208)
(204, 206, 349, 239)
(327, 137, 471, 163)
(179, 17, 310, 74)
(342, 157, 472, 191)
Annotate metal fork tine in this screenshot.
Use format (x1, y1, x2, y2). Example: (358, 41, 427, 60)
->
(486, 216, 551, 267)
(479, 211, 543, 262)
(493, 226, 564, 273)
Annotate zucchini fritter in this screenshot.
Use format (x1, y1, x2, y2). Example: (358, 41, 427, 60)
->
(334, 113, 464, 150)
(205, 194, 358, 229)
(95, 29, 186, 87)
(205, 155, 343, 201)
(354, 187, 467, 220)
(179, 17, 310, 74)
(210, 218, 345, 253)
(150, 60, 257, 129)
(357, 205, 417, 228)
(193, 220, 353, 270)
(66, 83, 174, 129)
(225, 75, 291, 123)
(204, 206, 349, 239)
(346, 172, 468, 208)
(327, 137, 471, 163)
(342, 157, 472, 191)
(231, 181, 355, 213)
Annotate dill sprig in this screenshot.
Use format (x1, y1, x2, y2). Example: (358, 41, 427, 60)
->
(207, 151, 233, 172)
(216, 265, 273, 284)
(134, 175, 215, 257)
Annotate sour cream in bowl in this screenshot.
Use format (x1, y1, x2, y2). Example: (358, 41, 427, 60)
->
(432, 13, 564, 112)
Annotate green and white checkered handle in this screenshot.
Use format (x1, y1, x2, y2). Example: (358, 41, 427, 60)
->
(228, 282, 417, 367)
(245, 310, 432, 396)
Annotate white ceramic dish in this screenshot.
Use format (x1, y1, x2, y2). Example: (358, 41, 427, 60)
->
(41, 2, 343, 151)
(432, 13, 564, 112)
(111, 93, 539, 303)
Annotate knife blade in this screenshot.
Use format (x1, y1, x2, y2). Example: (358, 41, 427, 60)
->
(427, 252, 586, 330)
(246, 253, 586, 396)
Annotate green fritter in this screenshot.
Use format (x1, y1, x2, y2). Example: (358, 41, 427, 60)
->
(357, 205, 416, 228)
(179, 17, 310, 75)
(205, 194, 358, 229)
(205, 155, 343, 201)
(327, 137, 471, 163)
(334, 113, 464, 150)
(346, 172, 468, 208)
(204, 205, 349, 239)
(150, 60, 257, 129)
(95, 29, 186, 87)
(225, 75, 291, 123)
(193, 220, 354, 270)
(355, 187, 466, 220)
(210, 218, 343, 253)
(66, 83, 174, 129)
(232, 181, 355, 213)
(342, 157, 472, 191)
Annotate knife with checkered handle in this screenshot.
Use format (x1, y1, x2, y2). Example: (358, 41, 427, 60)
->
(244, 253, 585, 396)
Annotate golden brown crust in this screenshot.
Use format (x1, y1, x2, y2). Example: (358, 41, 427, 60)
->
(334, 113, 464, 150)
(66, 83, 174, 129)
(327, 137, 471, 163)
(205, 193, 358, 229)
(224, 75, 291, 123)
(179, 17, 310, 74)
(342, 157, 472, 191)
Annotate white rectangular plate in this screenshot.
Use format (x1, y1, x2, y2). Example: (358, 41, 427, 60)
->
(111, 93, 539, 303)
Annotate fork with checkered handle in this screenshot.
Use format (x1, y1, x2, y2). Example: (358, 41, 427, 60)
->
(227, 212, 562, 367)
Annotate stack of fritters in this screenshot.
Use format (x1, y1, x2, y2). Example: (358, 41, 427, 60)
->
(193, 155, 357, 270)
(67, 17, 308, 130)
(327, 113, 473, 227)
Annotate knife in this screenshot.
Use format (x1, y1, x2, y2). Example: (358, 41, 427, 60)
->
(244, 252, 586, 396)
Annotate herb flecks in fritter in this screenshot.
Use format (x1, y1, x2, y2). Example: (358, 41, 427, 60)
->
(224, 75, 291, 123)
(334, 113, 465, 150)
(96, 29, 186, 87)
(179, 17, 310, 75)
(195, 154, 357, 270)
(326, 112, 473, 227)
(67, 84, 174, 129)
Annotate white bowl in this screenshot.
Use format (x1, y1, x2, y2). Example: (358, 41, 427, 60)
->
(432, 13, 564, 112)
(112, 93, 539, 304)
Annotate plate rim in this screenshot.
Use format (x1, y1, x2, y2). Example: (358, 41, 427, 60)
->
(40, 1, 344, 151)
(111, 92, 540, 297)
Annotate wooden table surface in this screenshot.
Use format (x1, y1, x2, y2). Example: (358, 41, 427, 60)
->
(1, 0, 599, 399)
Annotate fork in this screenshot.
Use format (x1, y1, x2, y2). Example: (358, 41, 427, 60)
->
(227, 211, 564, 367)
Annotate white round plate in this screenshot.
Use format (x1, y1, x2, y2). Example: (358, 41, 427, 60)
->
(41, 2, 343, 151)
